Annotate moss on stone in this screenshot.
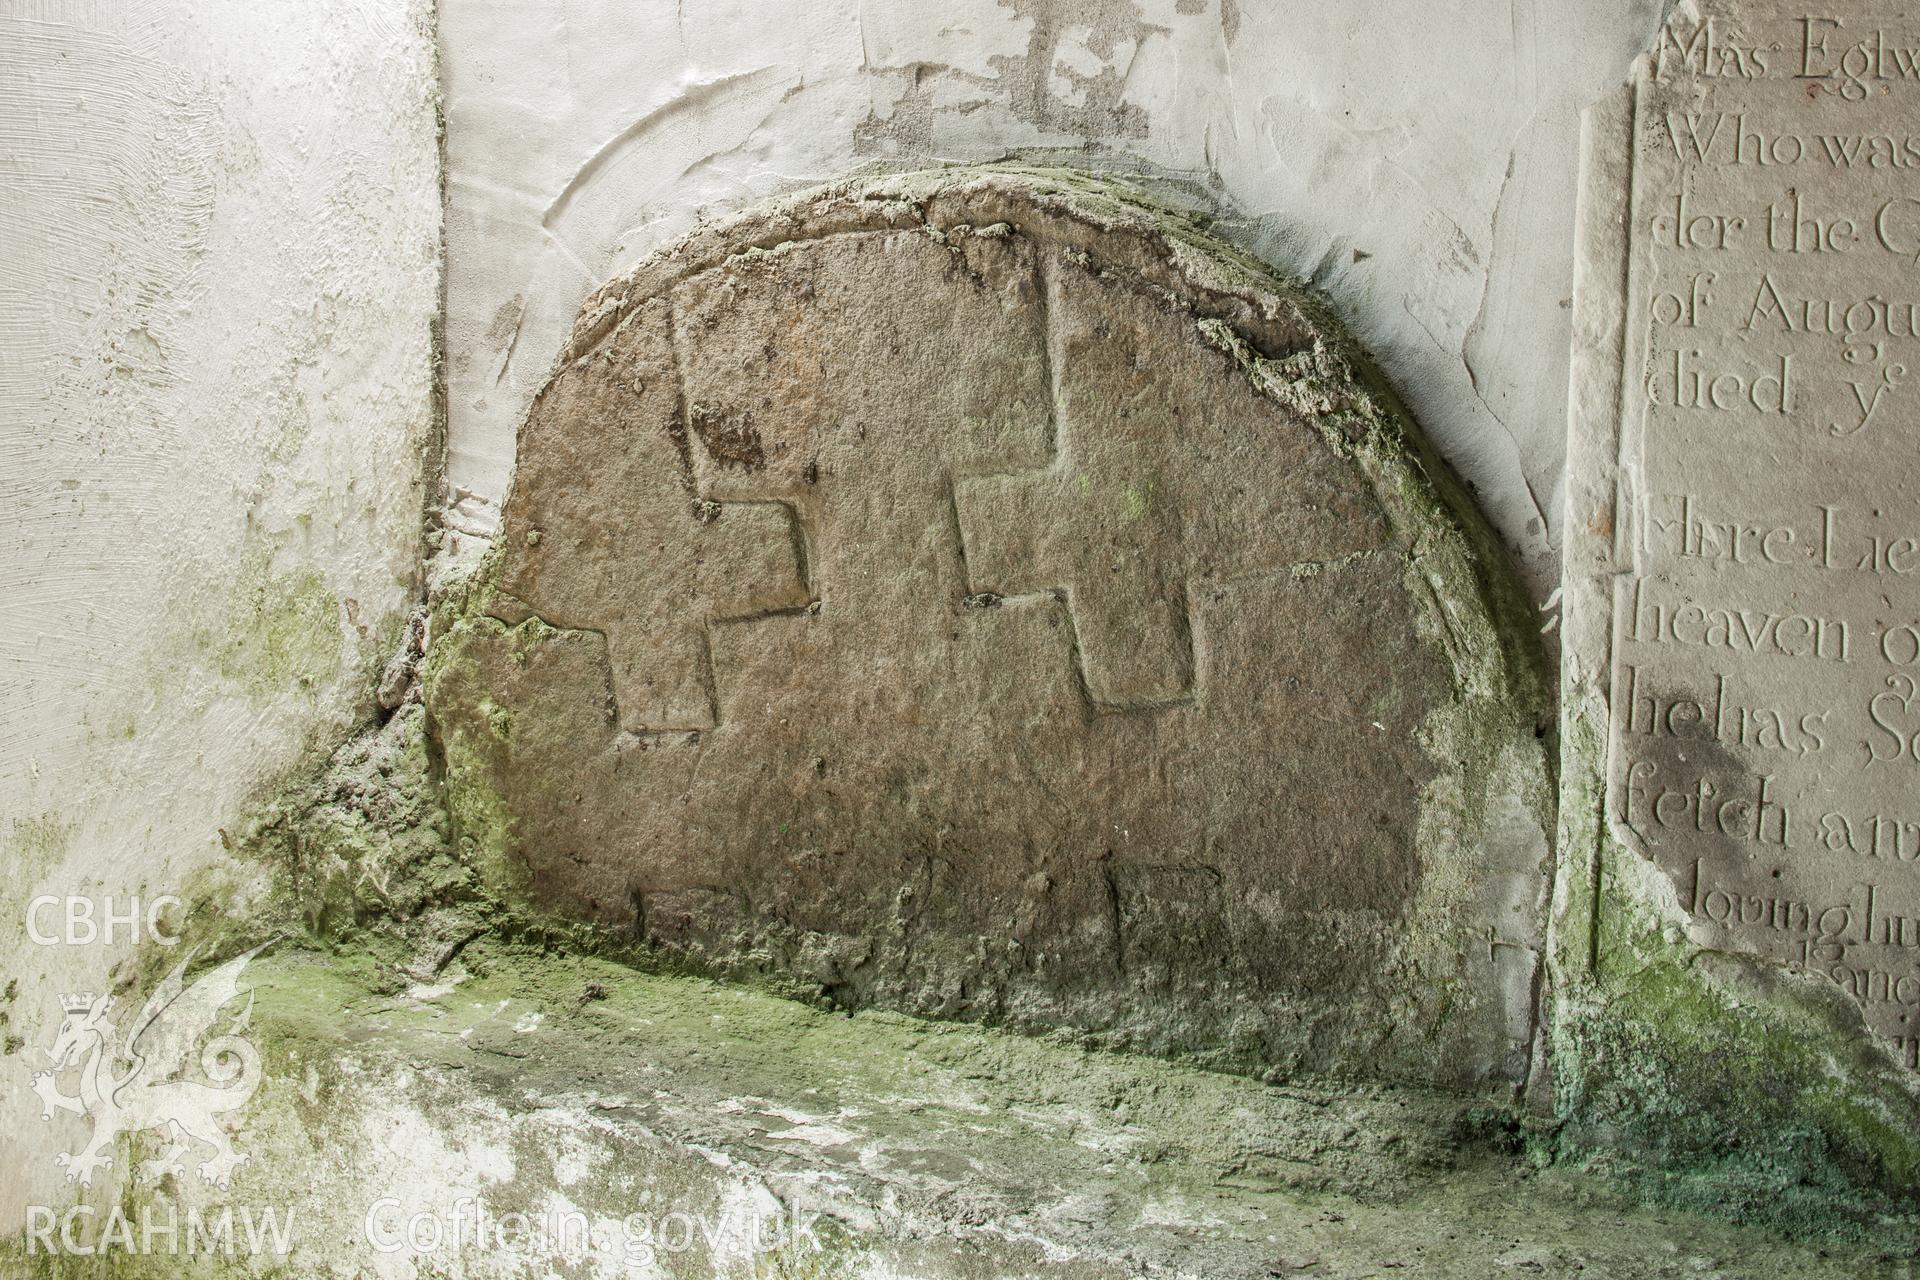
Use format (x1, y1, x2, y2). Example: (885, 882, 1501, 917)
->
(1545, 871, 1920, 1242)
(1548, 579, 1920, 1238)
(18, 918, 1913, 1277)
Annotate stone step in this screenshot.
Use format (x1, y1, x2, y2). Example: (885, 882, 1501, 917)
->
(172, 939, 1912, 1279)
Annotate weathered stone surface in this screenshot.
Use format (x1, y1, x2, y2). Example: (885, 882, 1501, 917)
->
(1563, 0, 1920, 1058)
(172, 942, 1911, 1280)
(1554, 0, 1920, 1212)
(426, 168, 1552, 1088)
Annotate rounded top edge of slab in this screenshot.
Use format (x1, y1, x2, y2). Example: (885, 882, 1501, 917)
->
(561, 164, 1342, 370)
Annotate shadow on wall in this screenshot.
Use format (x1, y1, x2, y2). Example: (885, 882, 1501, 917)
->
(1553, 665, 1920, 1234)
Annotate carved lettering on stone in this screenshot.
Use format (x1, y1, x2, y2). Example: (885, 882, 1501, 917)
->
(1567, 1, 1920, 1067)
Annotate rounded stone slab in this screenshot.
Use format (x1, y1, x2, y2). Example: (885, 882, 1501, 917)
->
(425, 167, 1553, 1088)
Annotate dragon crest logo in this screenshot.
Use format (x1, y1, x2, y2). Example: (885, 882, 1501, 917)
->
(31, 943, 268, 1188)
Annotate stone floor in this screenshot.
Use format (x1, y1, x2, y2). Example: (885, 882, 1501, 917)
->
(193, 938, 1919, 1279)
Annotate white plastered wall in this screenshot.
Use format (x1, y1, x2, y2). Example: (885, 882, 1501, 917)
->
(440, 0, 1664, 600)
(0, 0, 440, 1216)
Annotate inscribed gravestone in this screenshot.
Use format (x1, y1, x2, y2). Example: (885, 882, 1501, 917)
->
(425, 169, 1552, 1086)
(1566, 1, 1920, 1066)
